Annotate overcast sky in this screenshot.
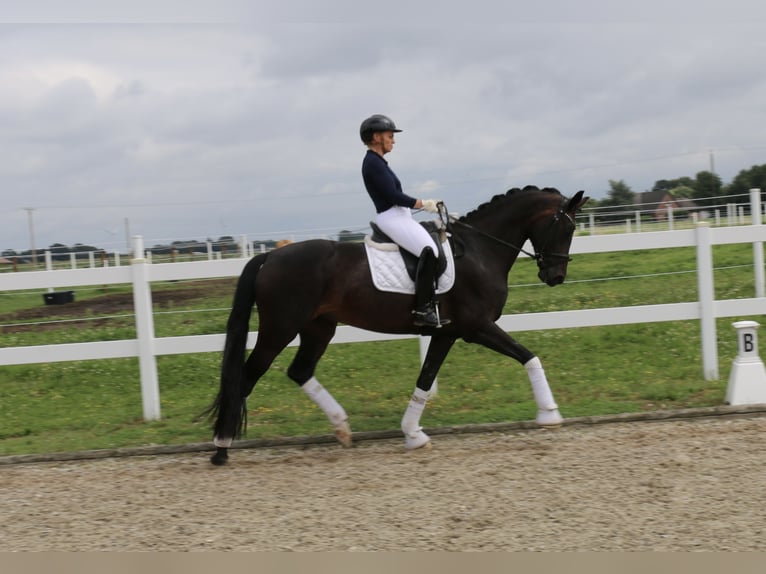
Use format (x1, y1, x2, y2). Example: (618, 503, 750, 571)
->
(2, 1, 766, 253)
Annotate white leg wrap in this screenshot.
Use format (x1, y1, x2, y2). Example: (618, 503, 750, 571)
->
(302, 377, 348, 426)
(525, 357, 563, 427)
(214, 436, 232, 448)
(400, 388, 432, 449)
(401, 387, 429, 435)
(524, 357, 558, 410)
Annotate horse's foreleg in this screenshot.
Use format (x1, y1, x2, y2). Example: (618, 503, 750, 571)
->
(523, 356, 563, 427)
(401, 335, 456, 450)
(466, 323, 563, 428)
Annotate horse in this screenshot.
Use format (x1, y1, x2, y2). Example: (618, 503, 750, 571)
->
(207, 185, 589, 465)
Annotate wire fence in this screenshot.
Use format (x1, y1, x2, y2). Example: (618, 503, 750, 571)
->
(2, 192, 763, 271)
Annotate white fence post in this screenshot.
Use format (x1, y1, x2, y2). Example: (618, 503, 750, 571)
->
(240, 235, 249, 258)
(131, 235, 161, 421)
(750, 189, 764, 298)
(44, 251, 54, 293)
(696, 223, 718, 380)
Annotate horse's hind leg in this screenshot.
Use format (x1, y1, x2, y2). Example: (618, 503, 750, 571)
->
(286, 317, 351, 447)
(212, 329, 297, 457)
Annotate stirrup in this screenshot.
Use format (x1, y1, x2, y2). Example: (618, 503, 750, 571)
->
(412, 303, 450, 328)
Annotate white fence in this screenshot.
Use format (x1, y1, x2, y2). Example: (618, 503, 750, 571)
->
(2, 190, 765, 421)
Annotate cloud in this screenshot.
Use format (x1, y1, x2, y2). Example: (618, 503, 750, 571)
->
(2, 19, 766, 254)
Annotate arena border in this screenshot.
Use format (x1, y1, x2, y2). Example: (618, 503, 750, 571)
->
(2, 403, 766, 466)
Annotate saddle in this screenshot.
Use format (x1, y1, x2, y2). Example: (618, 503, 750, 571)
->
(368, 220, 448, 282)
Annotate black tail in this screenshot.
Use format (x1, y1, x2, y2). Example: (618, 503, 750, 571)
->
(205, 253, 268, 441)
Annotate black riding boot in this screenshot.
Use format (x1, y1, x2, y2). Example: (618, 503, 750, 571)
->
(413, 247, 450, 328)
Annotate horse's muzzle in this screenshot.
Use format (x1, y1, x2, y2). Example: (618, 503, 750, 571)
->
(539, 269, 565, 286)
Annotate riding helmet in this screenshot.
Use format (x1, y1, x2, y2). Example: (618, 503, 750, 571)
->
(359, 114, 402, 144)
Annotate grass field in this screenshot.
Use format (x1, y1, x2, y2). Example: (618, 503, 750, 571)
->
(1, 243, 765, 456)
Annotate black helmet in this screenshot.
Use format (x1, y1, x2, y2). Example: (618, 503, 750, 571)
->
(359, 114, 402, 144)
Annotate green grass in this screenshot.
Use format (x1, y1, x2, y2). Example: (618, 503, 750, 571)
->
(1, 243, 764, 456)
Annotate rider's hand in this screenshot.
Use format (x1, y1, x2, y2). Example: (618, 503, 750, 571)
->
(421, 199, 441, 213)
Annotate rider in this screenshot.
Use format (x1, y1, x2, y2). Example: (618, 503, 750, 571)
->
(360, 114, 449, 328)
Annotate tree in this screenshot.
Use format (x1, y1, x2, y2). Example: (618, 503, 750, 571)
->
(668, 185, 695, 199)
(726, 164, 766, 198)
(601, 179, 636, 207)
(694, 170, 722, 199)
(652, 176, 695, 194)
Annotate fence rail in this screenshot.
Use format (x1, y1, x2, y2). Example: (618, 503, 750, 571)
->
(2, 190, 765, 421)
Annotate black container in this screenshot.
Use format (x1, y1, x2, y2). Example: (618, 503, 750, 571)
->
(43, 291, 75, 305)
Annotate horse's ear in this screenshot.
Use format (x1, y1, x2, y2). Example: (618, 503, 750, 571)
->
(567, 190, 589, 212)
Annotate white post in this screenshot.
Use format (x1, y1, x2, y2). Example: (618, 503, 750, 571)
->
(726, 321, 766, 405)
(114, 252, 121, 266)
(588, 213, 596, 235)
(696, 223, 718, 380)
(88, 251, 95, 268)
(750, 189, 764, 298)
(419, 336, 437, 396)
(206, 240, 213, 261)
(45, 250, 54, 293)
(240, 234, 249, 258)
(635, 211, 641, 233)
(625, 219, 631, 234)
(70, 252, 77, 269)
(667, 205, 674, 230)
(131, 235, 161, 421)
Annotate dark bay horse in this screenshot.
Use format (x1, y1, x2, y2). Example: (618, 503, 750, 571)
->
(208, 185, 588, 465)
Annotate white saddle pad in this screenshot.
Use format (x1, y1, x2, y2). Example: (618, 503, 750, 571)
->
(363, 235, 456, 295)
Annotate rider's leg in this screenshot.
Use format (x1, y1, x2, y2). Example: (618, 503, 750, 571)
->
(413, 247, 448, 327)
(374, 207, 448, 328)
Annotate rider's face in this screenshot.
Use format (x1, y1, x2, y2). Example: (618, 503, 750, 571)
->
(373, 131, 396, 155)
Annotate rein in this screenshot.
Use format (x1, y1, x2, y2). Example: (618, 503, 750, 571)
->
(438, 202, 575, 268)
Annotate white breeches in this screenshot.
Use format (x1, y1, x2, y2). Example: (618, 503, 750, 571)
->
(375, 206, 438, 257)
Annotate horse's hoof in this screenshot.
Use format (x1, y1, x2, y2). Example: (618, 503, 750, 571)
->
(334, 420, 353, 448)
(536, 408, 563, 428)
(210, 447, 229, 466)
(404, 429, 431, 450)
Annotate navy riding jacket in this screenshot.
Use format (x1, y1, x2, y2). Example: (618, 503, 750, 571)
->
(362, 150, 418, 213)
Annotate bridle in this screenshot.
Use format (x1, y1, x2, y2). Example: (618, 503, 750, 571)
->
(438, 201, 577, 270)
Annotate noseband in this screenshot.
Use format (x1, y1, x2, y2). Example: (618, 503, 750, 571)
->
(443, 202, 576, 270)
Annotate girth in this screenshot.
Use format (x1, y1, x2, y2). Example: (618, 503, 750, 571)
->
(368, 220, 449, 283)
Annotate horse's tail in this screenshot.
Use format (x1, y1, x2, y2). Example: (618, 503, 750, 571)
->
(206, 252, 268, 442)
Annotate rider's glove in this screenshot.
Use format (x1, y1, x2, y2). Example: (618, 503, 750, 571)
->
(421, 199, 441, 213)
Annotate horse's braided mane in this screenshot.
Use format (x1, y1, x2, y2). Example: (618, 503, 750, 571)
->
(459, 185, 562, 222)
